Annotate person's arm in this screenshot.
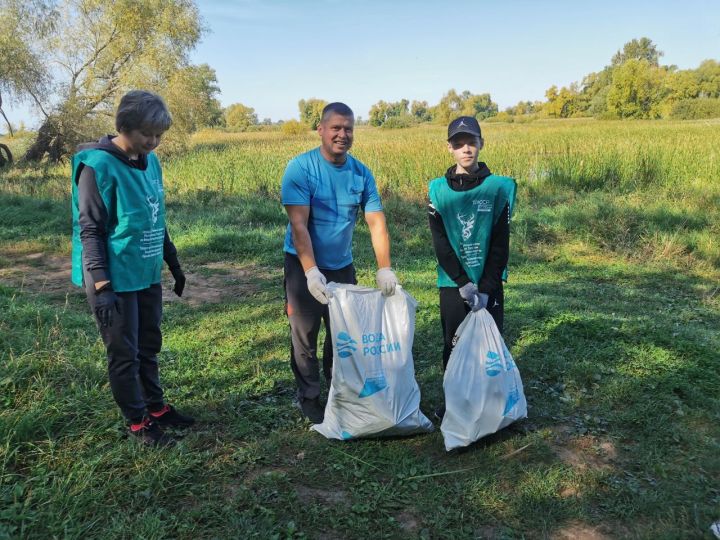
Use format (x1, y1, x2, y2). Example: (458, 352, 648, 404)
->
(77, 165, 110, 291)
(163, 228, 185, 297)
(364, 211, 391, 269)
(427, 198, 471, 287)
(360, 168, 393, 268)
(365, 211, 399, 295)
(285, 204, 332, 303)
(163, 229, 180, 269)
(477, 202, 510, 295)
(285, 205, 317, 271)
(281, 157, 318, 271)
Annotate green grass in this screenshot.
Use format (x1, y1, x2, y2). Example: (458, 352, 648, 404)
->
(1, 120, 719, 538)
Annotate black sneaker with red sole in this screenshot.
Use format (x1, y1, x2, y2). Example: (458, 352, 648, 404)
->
(149, 404, 195, 429)
(129, 418, 175, 447)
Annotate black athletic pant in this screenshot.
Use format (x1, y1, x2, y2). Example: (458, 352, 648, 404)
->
(85, 280, 164, 422)
(283, 253, 357, 400)
(440, 285, 504, 370)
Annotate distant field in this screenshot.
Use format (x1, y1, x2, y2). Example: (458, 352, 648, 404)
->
(1, 120, 719, 538)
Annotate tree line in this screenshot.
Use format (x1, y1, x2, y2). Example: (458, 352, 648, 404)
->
(222, 38, 720, 131)
(354, 38, 720, 127)
(1, 0, 718, 163)
(539, 38, 720, 121)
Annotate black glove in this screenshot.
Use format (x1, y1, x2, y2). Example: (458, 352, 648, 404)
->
(170, 266, 186, 297)
(94, 288, 121, 327)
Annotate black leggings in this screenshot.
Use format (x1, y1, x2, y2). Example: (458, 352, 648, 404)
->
(85, 281, 164, 421)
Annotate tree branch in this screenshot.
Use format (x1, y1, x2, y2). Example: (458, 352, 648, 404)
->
(0, 101, 14, 137)
(70, 23, 119, 91)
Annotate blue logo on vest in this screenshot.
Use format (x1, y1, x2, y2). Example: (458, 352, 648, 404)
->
(485, 351, 502, 377)
(336, 332, 357, 358)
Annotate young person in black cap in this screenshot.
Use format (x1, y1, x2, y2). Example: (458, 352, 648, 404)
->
(71, 90, 195, 446)
(427, 116, 516, 420)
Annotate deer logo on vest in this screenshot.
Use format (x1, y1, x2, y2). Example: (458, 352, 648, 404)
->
(146, 195, 160, 225)
(457, 212, 475, 240)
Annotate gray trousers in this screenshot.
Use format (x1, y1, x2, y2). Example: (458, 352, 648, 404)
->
(85, 281, 165, 421)
(283, 253, 356, 399)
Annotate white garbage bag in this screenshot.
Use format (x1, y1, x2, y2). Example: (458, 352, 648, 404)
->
(312, 283, 434, 439)
(441, 309, 527, 451)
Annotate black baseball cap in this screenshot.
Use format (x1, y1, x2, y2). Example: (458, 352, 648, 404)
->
(447, 116, 481, 140)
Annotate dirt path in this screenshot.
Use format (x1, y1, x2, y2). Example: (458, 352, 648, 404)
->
(0, 251, 274, 306)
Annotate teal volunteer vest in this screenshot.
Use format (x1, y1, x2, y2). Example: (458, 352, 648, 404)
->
(428, 174, 516, 288)
(71, 149, 166, 292)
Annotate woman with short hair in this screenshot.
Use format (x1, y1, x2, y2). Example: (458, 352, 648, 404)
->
(71, 90, 194, 446)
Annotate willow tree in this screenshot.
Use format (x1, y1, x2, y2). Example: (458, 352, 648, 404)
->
(2, 0, 215, 161)
(0, 0, 53, 137)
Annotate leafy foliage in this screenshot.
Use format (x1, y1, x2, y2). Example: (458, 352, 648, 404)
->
(0, 0, 55, 134)
(606, 59, 668, 119)
(225, 103, 258, 132)
(280, 119, 308, 135)
(10, 0, 216, 160)
(491, 38, 720, 122)
(432, 89, 498, 124)
(298, 98, 327, 130)
(670, 98, 720, 119)
(611, 37, 663, 67)
(368, 99, 410, 127)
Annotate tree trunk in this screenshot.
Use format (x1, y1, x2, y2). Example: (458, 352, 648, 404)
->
(22, 118, 65, 162)
(0, 93, 13, 137)
(0, 144, 12, 167)
(0, 108, 14, 138)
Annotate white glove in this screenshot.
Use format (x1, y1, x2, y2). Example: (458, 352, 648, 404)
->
(305, 266, 332, 305)
(376, 267, 399, 296)
(459, 282, 484, 311)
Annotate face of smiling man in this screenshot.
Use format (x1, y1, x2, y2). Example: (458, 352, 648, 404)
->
(318, 112, 354, 165)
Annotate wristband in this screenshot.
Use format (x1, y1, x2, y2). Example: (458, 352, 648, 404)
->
(94, 282, 113, 294)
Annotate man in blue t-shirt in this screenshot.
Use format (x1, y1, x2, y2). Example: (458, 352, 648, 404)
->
(281, 102, 400, 424)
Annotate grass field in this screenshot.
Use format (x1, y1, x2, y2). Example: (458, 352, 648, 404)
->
(1, 119, 719, 539)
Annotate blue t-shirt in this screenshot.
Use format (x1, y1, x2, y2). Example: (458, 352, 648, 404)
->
(281, 147, 383, 270)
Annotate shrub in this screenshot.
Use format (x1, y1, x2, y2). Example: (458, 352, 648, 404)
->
(485, 112, 513, 123)
(281, 120, 309, 136)
(670, 98, 720, 120)
(381, 115, 414, 129)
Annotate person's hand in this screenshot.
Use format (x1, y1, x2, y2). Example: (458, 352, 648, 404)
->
(170, 265, 186, 297)
(305, 266, 332, 304)
(95, 288, 121, 327)
(459, 282, 484, 311)
(376, 267, 399, 296)
(476, 293, 489, 312)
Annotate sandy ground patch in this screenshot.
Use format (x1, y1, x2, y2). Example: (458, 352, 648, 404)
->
(0, 251, 274, 306)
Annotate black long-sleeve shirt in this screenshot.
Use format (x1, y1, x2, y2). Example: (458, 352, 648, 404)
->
(75, 135, 179, 288)
(428, 162, 510, 294)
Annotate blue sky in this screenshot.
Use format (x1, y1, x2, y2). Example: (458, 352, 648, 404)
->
(7, 0, 720, 127)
